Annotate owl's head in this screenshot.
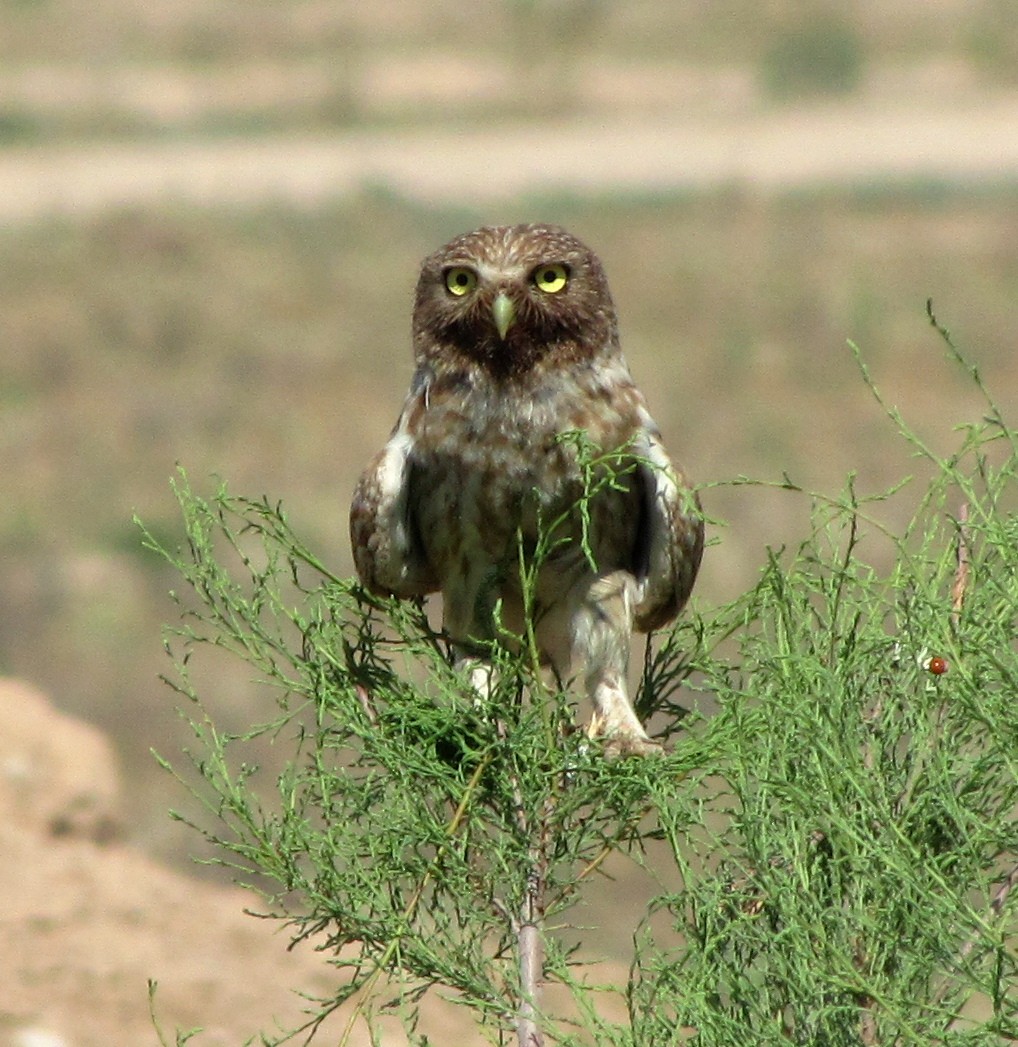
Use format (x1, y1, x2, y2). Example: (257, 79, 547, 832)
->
(412, 224, 619, 380)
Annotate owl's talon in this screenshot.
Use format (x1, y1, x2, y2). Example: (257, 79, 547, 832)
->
(601, 733, 666, 760)
(588, 707, 663, 759)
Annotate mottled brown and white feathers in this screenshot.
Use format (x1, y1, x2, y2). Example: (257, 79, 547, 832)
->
(350, 223, 703, 754)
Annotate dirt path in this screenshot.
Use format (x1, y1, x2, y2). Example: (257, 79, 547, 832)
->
(3, 95, 1018, 222)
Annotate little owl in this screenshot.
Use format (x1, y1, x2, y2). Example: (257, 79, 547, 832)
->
(350, 224, 703, 755)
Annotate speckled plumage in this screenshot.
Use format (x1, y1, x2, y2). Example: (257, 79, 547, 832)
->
(350, 224, 703, 754)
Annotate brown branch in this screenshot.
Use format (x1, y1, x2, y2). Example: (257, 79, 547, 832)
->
(354, 683, 378, 726)
(989, 860, 1018, 919)
(517, 905, 544, 1047)
(493, 712, 548, 1047)
(956, 860, 1018, 967)
(938, 859, 1018, 1032)
(951, 502, 970, 627)
(515, 782, 553, 1047)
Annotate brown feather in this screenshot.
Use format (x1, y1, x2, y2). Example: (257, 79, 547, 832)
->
(350, 224, 703, 755)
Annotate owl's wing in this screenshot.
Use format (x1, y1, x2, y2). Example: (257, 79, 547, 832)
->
(630, 424, 704, 633)
(349, 371, 439, 598)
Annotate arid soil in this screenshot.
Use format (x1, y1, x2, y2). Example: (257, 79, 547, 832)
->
(0, 678, 340, 1046)
(0, 678, 511, 1046)
(1, 96, 1018, 222)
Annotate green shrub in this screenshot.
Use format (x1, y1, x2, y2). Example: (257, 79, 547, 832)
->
(145, 310, 1017, 1045)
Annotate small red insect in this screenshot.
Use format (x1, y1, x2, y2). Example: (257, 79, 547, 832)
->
(927, 656, 949, 675)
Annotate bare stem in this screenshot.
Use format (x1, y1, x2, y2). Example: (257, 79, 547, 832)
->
(989, 860, 1018, 919)
(517, 804, 551, 1047)
(517, 909, 544, 1047)
(951, 501, 970, 627)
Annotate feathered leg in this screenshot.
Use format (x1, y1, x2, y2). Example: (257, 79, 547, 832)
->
(570, 570, 661, 757)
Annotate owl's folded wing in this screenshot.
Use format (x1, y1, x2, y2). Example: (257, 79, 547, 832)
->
(631, 427, 704, 633)
(349, 395, 439, 598)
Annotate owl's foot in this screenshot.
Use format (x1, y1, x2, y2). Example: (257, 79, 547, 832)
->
(600, 732, 665, 759)
(587, 710, 663, 759)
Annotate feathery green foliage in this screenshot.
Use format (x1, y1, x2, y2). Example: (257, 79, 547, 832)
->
(145, 315, 1017, 1045)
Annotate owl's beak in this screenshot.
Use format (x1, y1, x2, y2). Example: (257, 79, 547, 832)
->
(492, 293, 516, 341)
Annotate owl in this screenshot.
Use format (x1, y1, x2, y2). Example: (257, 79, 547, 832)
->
(350, 224, 703, 756)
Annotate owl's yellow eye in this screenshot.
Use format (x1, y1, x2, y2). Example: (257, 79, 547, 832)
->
(444, 267, 477, 296)
(533, 263, 569, 294)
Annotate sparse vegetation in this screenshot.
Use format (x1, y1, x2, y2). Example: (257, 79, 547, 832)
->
(147, 315, 1017, 1044)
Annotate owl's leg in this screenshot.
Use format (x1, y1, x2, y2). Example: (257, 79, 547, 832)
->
(454, 650, 495, 701)
(570, 571, 661, 757)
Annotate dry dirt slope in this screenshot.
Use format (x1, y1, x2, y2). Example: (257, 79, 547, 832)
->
(0, 678, 492, 1047)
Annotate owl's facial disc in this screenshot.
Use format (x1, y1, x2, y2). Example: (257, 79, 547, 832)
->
(492, 292, 516, 341)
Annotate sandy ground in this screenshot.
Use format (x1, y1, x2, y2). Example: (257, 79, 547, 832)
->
(0, 678, 501, 1047)
(2, 96, 1018, 223)
(0, 678, 328, 1047)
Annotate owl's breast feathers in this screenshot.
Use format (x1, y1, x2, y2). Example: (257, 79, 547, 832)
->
(350, 358, 703, 636)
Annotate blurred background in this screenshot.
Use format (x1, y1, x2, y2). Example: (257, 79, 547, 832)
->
(2, 0, 1017, 879)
